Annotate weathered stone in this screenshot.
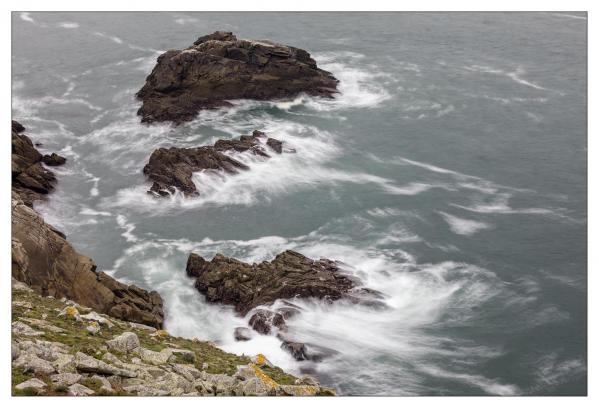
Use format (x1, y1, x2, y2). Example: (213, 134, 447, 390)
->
(106, 332, 140, 354)
(186, 249, 361, 315)
(129, 321, 156, 332)
(136, 32, 338, 124)
(91, 375, 114, 393)
(81, 311, 115, 328)
(143, 131, 284, 197)
(12, 321, 43, 337)
(138, 348, 174, 365)
(74, 352, 136, 378)
(14, 353, 56, 375)
(50, 372, 82, 386)
(250, 354, 273, 368)
(68, 383, 95, 396)
(19, 317, 65, 333)
(15, 378, 47, 392)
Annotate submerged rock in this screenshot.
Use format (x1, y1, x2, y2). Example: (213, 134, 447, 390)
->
(233, 327, 253, 342)
(136, 31, 338, 124)
(185, 249, 375, 316)
(143, 130, 285, 196)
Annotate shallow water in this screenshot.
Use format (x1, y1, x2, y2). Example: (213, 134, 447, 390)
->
(12, 12, 587, 395)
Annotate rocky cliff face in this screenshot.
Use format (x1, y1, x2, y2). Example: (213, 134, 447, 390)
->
(136, 31, 339, 124)
(143, 130, 288, 196)
(11, 121, 164, 328)
(12, 280, 333, 396)
(11, 121, 65, 208)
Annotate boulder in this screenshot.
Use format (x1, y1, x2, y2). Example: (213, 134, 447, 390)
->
(136, 31, 338, 124)
(42, 153, 67, 166)
(143, 130, 284, 196)
(74, 352, 136, 378)
(106, 332, 140, 354)
(68, 383, 95, 396)
(50, 373, 82, 386)
(13, 353, 56, 375)
(248, 310, 286, 335)
(186, 249, 362, 315)
(15, 378, 47, 392)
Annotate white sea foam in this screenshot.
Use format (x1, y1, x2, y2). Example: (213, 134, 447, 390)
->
(463, 64, 547, 91)
(437, 211, 492, 236)
(19, 12, 35, 23)
(94, 32, 124, 44)
(99, 207, 561, 395)
(58, 22, 79, 29)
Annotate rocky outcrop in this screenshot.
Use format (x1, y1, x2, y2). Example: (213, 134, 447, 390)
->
(12, 194, 164, 328)
(186, 249, 380, 316)
(12, 283, 335, 396)
(136, 31, 338, 124)
(143, 130, 287, 196)
(12, 120, 66, 208)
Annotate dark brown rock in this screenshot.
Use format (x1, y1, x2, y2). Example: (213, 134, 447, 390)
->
(143, 131, 285, 196)
(11, 121, 61, 207)
(248, 310, 287, 335)
(136, 31, 338, 124)
(42, 153, 67, 166)
(185, 249, 361, 316)
(280, 341, 308, 361)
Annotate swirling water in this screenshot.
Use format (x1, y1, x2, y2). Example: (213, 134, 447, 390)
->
(12, 12, 587, 395)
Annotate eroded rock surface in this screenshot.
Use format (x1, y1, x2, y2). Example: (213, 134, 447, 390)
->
(143, 130, 285, 196)
(136, 31, 338, 123)
(11, 121, 164, 328)
(12, 284, 335, 396)
(12, 120, 66, 207)
(185, 249, 370, 316)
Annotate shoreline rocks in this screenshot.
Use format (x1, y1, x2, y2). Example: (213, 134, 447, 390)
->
(12, 284, 335, 396)
(186, 249, 363, 316)
(12, 120, 66, 208)
(11, 120, 165, 329)
(143, 130, 286, 197)
(136, 31, 338, 124)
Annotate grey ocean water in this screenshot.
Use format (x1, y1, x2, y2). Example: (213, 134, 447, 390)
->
(12, 12, 587, 395)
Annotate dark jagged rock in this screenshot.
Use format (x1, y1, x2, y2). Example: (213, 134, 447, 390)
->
(11, 120, 165, 328)
(136, 31, 339, 124)
(11, 121, 64, 207)
(185, 249, 369, 316)
(248, 310, 287, 335)
(143, 130, 285, 196)
(42, 153, 67, 166)
(280, 341, 309, 361)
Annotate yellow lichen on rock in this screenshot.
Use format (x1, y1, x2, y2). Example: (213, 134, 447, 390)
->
(154, 329, 168, 338)
(249, 363, 279, 391)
